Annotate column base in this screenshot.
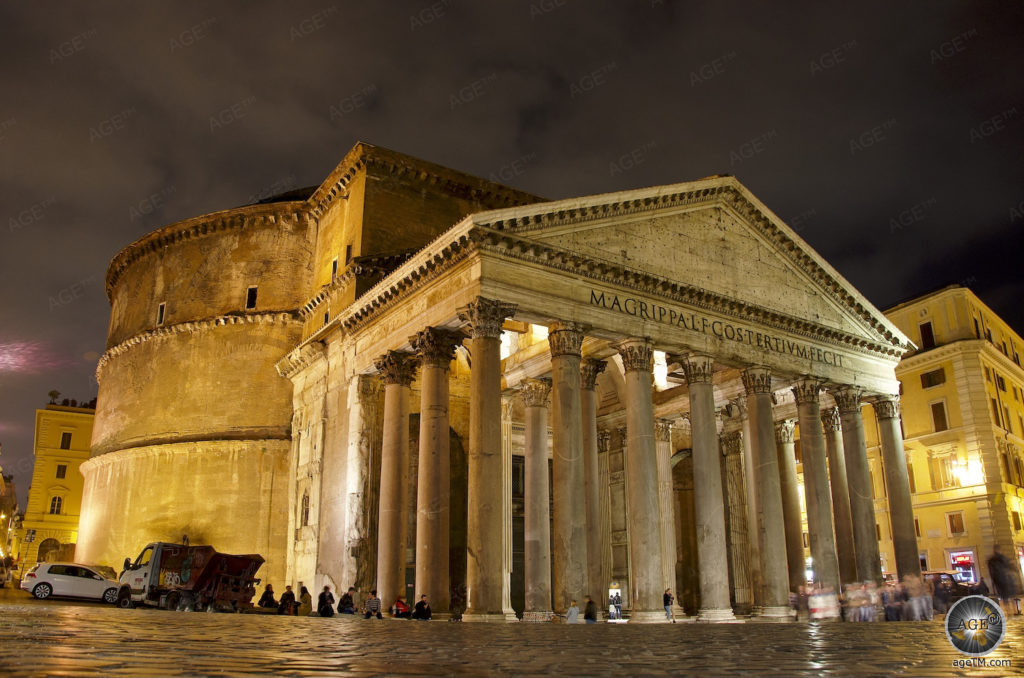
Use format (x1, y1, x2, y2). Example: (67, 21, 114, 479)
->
(627, 609, 672, 624)
(753, 605, 796, 622)
(462, 612, 512, 623)
(521, 610, 554, 623)
(697, 607, 740, 623)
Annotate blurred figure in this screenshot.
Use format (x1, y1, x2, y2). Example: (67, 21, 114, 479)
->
(257, 584, 277, 608)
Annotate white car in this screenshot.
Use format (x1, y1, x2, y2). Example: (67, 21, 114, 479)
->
(20, 562, 120, 603)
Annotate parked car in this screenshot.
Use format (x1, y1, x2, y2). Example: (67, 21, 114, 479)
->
(923, 570, 972, 601)
(20, 563, 120, 603)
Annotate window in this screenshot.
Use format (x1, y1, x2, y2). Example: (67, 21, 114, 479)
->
(992, 398, 1002, 427)
(56, 464, 67, 479)
(914, 517, 921, 538)
(331, 257, 338, 277)
(1012, 510, 1023, 533)
(323, 312, 329, 326)
(876, 523, 882, 540)
(1005, 407, 1012, 433)
(907, 462, 917, 493)
(802, 532, 808, 548)
(985, 367, 992, 382)
(997, 375, 1007, 392)
(947, 511, 966, 536)
(973, 318, 981, 337)
(920, 368, 946, 389)
(60, 432, 72, 449)
(245, 286, 258, 310)
(157, 302, 166, 325)
(345, 244, 353, 263)
(931, 402, 949, 432)
(920, 552, 929, 571)
(49, 496, 63, 515)
(930, 454, 960, 489)
(919, 322, 935, 350)
(300, 491, 310, 527)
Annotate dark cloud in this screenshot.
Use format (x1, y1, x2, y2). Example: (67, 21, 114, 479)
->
(1, 1, 1023, 502)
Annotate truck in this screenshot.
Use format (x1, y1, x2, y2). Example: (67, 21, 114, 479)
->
(115, 541, 264, 612)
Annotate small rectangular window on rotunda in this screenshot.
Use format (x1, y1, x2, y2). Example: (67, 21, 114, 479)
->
(246, 286, 258, 310)
(157, 302, 165, 325)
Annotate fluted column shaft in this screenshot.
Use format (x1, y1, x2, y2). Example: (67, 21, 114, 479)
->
(774, 419, 804, 591)
(737, 402, 764, 609)
(521, 379, 553, 615)
(411, 328, 462, 612)
(375, 351, 417, 608)
(872, 395, 922, 580)
(581, 359, 607, 612)
(742, 367, 792, 617)
(822, 407, 857, 585)
(792, 379, 840, 592)
(548, 322, 588, 614)
(832, 387, 882, 584)
(459, 298, 517, 621)
(617, 339, 664, 622)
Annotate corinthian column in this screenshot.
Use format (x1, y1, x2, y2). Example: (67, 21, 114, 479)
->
(655, 419, 677, 610)
(831, 386, 882, 584)
(520, 378, 553, 620)
(792, 379, 840, 593)
(774, 419, 804, 592)
(871, 395, 921, 581)
(720, 429, 751, 614)
(821, 406, 857, 585)
(617, 338, 665, 623)
(458, 297, 517, 622)
(374, 350, 418, 609)
(548, 321, 588, 615)
(410, 327, 463, 614)
(680, 354, 735, 622)
(741, 367, 792, 619)
(581, 358, 607, 615)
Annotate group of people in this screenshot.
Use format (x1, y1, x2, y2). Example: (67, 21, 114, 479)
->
(564, 596, 600, 623)
(261, 583, 435, 620)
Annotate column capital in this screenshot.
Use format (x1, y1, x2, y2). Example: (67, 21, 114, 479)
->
(548, 321, 588, 357)
(356, 373, 382, 402)
(680, 353, 714, 385)
(830, 385, 864, 415)
(597, 430, 611, 453)
(870, 394, 901, 420)
(820, 406, 842, 433)
(774, 419, 796, 444)
(579, 358, 607, 390)
(725, 396, 747, 420)
(520, 378, 552, 408)
(655, 419, 673, 442)
(615, 338, 653, 373)
(457, 297, 518, 339)
(791, 378, 824, 405)
(501, 396, 514, 421)
(410, 327, 464, 368)
(740, 366, 772, 395)
(720, 430, 743, 457)
(374, 350, 419, 386)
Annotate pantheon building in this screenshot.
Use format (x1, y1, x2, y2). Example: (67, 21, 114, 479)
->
(77, 143, 921, 622)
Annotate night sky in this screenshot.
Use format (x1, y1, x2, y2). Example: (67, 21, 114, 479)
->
(1, 2, 1022, 505)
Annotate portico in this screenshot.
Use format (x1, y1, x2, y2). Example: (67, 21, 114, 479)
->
(278, 176, 918, 621)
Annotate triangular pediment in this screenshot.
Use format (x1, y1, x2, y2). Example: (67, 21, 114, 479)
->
(468, 177, 910, 352)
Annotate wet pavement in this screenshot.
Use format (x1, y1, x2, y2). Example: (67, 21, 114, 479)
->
(0, 588, 1021, 677)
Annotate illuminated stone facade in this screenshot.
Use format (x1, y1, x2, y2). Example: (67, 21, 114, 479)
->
(79, 142, 924, 620)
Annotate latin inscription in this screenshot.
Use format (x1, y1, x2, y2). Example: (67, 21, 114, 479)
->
(590, 290, 844, 367)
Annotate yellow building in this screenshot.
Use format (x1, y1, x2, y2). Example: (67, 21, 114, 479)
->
(866, 285, 1024, 585)
(20, 402, 95, 567)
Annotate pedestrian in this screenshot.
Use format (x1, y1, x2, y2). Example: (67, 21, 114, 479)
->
(393, 595, 411, 618)
(566, 599, 580, 624)
(337, 587, 356, 614)
(318, 585, 336, 617)
(922, 574, 935, 621)
(663, 588, 675, 622)
(257, 583, 277, 608)
(364, 589, 383, 619)
(412, 594, 432, 620)
(297, 585, 313, 616)
(583, 595, 598, 624)
(278, 585, 296, 615)
(988, 545, 1020, 614)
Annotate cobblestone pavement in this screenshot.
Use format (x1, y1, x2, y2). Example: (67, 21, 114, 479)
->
(0, 589, 1022, 677)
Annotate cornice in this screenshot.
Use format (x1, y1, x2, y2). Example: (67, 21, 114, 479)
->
(105, 205, 311, 301)
(897, 339, 1024, 383)
(276, 341, 327, 380)
(97, 312, 301, 380)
